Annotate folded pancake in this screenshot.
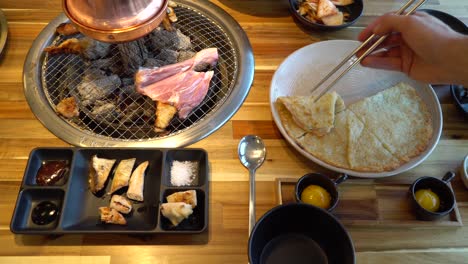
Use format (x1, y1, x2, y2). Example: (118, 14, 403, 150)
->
(348, 82, 433, 162)
(127, 161, 149, 201)
(276, 100, 349, 168)
(297, 111, 349, 169)
(99, 207, 126, 225)
(277, 92, 345, 136)
(166, 190, 197, 208)
(275, 82, 432, 173)
(274, 101, 307, 139)
(346, 111, 402, 172)
(89, 155, 116, 194)
(160, 202, 193, 226)
(109, 158, 136, 194)
(110, 194, 133, 214)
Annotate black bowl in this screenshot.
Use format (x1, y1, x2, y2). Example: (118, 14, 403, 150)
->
(295, 173, 348, 211)
(289, 0, 364, 31)
(248, 203, 355, 264)
(409, 171, 456, 221)
(450, 85, 468, 118)
(420, 9, 468, 35)
(419, 9, 468, 118)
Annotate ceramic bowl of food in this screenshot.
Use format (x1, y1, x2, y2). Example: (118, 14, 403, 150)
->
(289, 0, 363, 31)
(295, 173, 347, 211)
(409, 171, 456, 221)
(248, 203, 355, 264)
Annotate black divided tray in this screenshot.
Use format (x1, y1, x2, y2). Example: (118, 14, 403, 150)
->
(10, 147, 209, 235)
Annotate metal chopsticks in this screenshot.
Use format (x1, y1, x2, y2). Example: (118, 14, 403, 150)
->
(310, 0, 427, 102)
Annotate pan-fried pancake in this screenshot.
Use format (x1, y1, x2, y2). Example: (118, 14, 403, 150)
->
(348, 82, 433, 162)
(347, 111, 402, 171)
(275, 82, 433, 173)
(276, 99, 348, 168)
(277, 92, 345, 136)
(297, 111, 349, 168)
(274, 101, 307, 139)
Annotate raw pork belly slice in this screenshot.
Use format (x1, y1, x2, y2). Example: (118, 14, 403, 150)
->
(135, 48, 218, 119)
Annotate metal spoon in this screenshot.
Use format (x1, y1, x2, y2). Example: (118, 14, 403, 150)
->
(238, 135, 266, 235)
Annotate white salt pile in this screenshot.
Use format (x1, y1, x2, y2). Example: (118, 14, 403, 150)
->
(170, 160, 198, 186)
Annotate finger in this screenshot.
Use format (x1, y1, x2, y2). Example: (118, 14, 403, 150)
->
(358, 16, 383, 41)
(356, 35, 401, 58)
(360, 56, 402, 72)
(372, 14, 411, 36)
(367, 47, 401, 58)
(358, 11, 404, 41)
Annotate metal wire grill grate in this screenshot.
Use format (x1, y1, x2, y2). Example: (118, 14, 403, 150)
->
(42, 4, 238, 140)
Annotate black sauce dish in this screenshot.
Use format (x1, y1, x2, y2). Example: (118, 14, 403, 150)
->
(288, 0, 363, 31)
(248, 203, 355, 264)
(295, 173, 348, 212)
(409, 171, 456, 221)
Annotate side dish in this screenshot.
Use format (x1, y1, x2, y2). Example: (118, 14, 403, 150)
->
(297, 0, 354, 26)
(161, 190, 197, 227)
(170, 160, 198, 186)
(415, 189, 440, 212)
(300, 185, 331, 209)
(36, 160, 68, 186)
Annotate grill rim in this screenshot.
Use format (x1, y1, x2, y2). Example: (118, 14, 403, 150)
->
(23, 0, 254, 147)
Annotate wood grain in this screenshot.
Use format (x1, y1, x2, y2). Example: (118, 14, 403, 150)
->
(1, 0, 468, 263)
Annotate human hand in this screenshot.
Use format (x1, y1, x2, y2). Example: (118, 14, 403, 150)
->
(358, 12, 468, 85)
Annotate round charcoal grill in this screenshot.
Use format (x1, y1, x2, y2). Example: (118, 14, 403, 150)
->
(24, 0, 254, 147)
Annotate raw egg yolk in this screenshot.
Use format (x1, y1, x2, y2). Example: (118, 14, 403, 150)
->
(300, 185, 331, 209)
(415, 189, 440, 212)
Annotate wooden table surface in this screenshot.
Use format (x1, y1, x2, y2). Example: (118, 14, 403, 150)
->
(1, 0, 468, 263)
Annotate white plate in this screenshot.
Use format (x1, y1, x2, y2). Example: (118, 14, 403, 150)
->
(270, 40, 443, 178)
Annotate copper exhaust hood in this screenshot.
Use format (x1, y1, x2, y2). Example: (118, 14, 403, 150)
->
(63, 0, 169, 43)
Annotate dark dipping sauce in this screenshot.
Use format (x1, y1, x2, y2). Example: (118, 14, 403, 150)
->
(31, 201, 59, 225)
(36, 160, 68, 186)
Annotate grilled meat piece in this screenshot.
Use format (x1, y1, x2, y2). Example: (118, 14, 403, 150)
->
(56, 97, 79, 118)
(56, 23, 79, 36)
(99, 207, 126, 225)
(77, 71, 121, 106)
(160, 202, 193, 226)
(45, 37, 111, 60)
(89, 155, 116, 194)
(110, 195, 133, 214)
(117, 39, 149, 76)
(167, 190, 197, 208)
(127, 161, 149, 202)
(162, 17, 174, 32)
(135, 48, 218, 119)
(155, 101, 177, 132)
(44, 38, 86, 55)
